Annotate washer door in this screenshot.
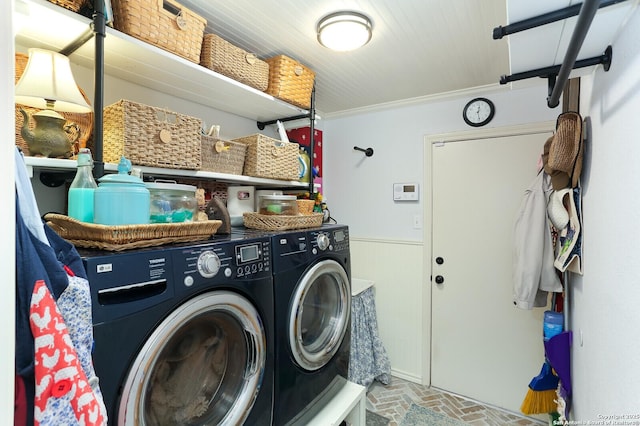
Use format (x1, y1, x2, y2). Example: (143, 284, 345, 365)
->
(119, 291, 266, 425)
(289, 259, 351, 371)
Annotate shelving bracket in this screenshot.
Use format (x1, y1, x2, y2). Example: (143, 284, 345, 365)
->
(256, 84, 317, 195)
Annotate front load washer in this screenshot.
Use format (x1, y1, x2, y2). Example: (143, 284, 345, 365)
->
(271, 224, 352, 425)
(81, 235, 274, 425)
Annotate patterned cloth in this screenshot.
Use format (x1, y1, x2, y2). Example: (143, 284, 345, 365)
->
(348, 287, 391, 387)
(16, 193, 107, 425)
(30, 279, 106, 425)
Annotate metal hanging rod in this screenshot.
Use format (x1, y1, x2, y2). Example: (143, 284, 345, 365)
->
(492, 0, 626, 40)
(496, 0, 615, 108)
(353, 146, 374, 157)
(256, 113, 312, 130)
(548, 0, 600, 108)
(59, 28, 95, 57)
(500, 46, 612, 85)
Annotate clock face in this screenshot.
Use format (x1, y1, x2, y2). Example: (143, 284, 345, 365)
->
(463, 98, 495, 127)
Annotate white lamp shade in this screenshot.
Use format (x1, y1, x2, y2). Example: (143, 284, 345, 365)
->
(317, 12, 372, 52)
(15, 48, 91, 113)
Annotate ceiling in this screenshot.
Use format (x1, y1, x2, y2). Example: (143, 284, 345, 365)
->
(177, 0, 511, 116)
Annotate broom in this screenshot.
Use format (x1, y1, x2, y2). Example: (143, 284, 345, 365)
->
(520, 360, 559, 414)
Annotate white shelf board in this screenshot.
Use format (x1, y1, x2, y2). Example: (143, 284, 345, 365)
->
(14, 0, 308, 123)
(24, 157, 309, 188)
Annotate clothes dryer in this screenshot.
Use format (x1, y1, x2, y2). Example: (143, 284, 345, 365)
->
(270, 224, 352, 425)
(81, 235, 274, 425)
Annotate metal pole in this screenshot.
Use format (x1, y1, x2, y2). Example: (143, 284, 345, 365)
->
(499, 48, 612, 85)
(308, 84, 316, 196)
(547, 0, 600, 108)
(492, 0, 625, 39)
(93, 0, 106, 177)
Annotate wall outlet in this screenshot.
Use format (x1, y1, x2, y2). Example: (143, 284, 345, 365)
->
(413, 214, 423, 229)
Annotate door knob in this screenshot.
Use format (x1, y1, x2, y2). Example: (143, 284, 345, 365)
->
(435, 257, 444, 265)
(435, 275, 444, 284)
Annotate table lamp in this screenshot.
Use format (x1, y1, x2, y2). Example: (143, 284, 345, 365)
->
(15, 48, 91, 158)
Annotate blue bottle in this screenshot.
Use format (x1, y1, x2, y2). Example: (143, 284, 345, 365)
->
(543, 310, 564, 341)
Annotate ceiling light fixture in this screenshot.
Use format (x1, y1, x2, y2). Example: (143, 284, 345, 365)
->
(317, 11, 372, 52)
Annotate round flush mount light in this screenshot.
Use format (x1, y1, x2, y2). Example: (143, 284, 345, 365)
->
(317, 11, 372, 52)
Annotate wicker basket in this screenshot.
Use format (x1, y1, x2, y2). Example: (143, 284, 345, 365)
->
(231, 134, 299, 181)
(200, 34, 269, 91)
(265, 55, 315, 109)
(296, 199, 316, 215)
(200, 136, 247, 175)
(102, 99, 202, 170)
(111, 0, 206, 63)
(243, 212, 323, 231)
(47, 0, 86, 12)
(45, 213, 222, 251)
(14, 53, 93, 157)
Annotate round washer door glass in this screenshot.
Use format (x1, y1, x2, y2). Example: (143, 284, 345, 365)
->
(289, 259, 351, 371)
(118, 291, 266, 426)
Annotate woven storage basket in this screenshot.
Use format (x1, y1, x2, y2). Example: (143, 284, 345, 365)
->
(110, 0, 206, 63)
(243, 212, 323, 231)
(296, 199, 316, 215)
(200, 136, 247, 175)
(231, 134, 299, 181)
(265, 55, 315, 109)
(200, 34, 269, 91)
(15, 53, 93, 157)
(47, 0, 85, 12)
(45, 213, 222, 251)
(102, 99, 202, 170)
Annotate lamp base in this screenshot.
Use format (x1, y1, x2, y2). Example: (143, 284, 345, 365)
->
(19, 108, 79, 158)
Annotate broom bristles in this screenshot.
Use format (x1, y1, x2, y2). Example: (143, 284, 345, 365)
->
(520, 387, 557, 415)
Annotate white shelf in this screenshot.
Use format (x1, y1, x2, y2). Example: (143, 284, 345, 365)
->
(24, 157, 310, 188)
(14, 0, 308, 123)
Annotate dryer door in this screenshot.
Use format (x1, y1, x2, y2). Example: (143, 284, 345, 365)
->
(289, 259, 351, 371)
(119, 291, 266, 426)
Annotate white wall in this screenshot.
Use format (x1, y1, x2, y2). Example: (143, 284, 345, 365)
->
(323, 83, 559, 384)
(323, 84, 559, 241)
(350, 238, 424, 383)
(571, 4, 640, 420)
(2, 1, 15, 423)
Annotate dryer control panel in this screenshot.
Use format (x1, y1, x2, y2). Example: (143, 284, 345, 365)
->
(309, 227, 349, 255)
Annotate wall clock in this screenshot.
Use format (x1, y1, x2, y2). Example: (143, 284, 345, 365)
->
(463, 97, 495, 127)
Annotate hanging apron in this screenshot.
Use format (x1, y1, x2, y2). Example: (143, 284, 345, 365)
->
(15, 200, 107, 425)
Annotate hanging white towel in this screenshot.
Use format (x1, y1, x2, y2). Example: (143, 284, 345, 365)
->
(15, 147, 49, 245)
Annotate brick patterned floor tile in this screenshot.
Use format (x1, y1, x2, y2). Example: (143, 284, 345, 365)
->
(366, 376, 545, 426)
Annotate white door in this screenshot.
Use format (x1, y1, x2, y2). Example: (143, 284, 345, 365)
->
(430, 126, 552, 413)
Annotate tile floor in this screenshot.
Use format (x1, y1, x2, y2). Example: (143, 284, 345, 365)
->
(366, 376, 547, 425)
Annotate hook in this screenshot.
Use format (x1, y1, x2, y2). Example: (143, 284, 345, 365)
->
(354, 146, 374, 157)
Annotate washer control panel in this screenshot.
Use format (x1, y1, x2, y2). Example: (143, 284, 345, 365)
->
(175, 239, 271, 286)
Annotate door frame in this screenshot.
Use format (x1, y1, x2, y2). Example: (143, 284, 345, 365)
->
(421, 121, 554, 386)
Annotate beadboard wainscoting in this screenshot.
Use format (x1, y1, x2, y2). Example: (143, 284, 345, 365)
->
(350, 238, 428, 385)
